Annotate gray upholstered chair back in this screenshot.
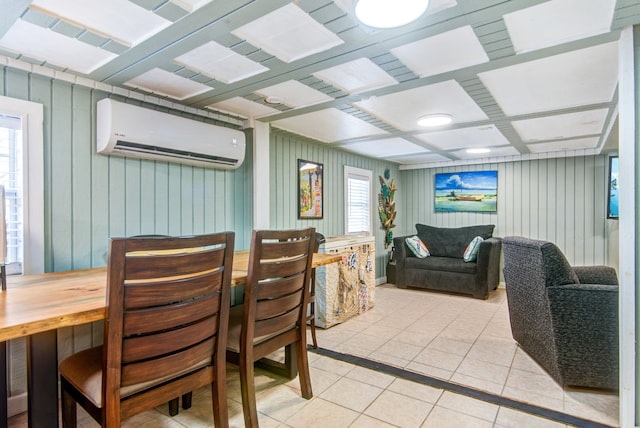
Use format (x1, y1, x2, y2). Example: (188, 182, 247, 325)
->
(503, 236, 618, 390)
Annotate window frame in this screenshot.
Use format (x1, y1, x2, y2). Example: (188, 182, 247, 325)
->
(0, 96, 44, 274)
(344, 165, 373, 236)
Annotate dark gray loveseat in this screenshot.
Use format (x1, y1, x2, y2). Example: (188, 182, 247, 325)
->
(503, 236, 619, 390)
(393, 224, 502, 299)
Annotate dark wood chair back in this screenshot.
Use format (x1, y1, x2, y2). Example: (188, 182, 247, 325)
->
(227, 227, 315, 428)
(59, 233, 234, 427)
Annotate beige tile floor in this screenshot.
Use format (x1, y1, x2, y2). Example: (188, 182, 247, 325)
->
(9, 285, 619, 427)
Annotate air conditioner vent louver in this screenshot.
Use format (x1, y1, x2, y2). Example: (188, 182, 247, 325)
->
(114, 141, 239, 165)
(96, 99, 245, 170)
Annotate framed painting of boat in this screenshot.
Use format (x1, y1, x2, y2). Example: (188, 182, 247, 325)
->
(435, 171, 498, 213)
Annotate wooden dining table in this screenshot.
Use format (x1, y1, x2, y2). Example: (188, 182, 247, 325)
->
(0, 250, 341, 428)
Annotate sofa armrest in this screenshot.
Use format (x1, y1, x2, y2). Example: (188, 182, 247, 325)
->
(573, 266, 618, 285)
(392, 236, 411, 267)
(476, 237, 502, 290)
(546, 282, 618, 388)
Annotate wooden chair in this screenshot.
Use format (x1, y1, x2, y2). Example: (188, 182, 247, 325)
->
(227, 228, 316, 428)
(58, 233, 234, 427)
(307, 233, 325, 349)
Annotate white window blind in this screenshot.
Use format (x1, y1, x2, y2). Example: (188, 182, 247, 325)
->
(344, 166, 372, 235)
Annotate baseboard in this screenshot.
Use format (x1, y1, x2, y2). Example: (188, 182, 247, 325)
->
(8, 392, 27, 417)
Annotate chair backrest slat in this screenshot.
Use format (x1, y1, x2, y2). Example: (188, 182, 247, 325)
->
(124, 270, 223, 309)
(121, 336, 216, 386)
(125, 247, 225, 280)
(258, 256, 308, 281)
(122, 315, 218, 363)
(255, 273, 304, 300)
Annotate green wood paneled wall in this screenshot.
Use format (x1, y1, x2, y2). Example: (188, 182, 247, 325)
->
(1, 66, 253, 397)
(270, 130, 401, 279)
(398, 155, 612, 266)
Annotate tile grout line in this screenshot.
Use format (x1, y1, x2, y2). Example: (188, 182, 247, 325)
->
(309, 346, 613, 428)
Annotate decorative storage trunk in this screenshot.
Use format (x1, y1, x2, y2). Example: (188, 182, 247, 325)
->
(315, 235, 376, 328)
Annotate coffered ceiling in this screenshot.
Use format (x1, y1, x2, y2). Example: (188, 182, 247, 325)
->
(1, 0, 638, 167)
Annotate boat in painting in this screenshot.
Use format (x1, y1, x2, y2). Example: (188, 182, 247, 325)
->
(450, 191, 483, 201)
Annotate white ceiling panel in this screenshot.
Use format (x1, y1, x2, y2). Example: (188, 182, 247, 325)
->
(255, 80, 333, 108)
(512, 109, 609, 142)
(478, 42, 618, 116)
(174, 41, 269, 84)
(391, 26, 489, 77)
(450, 146, 520, 159)
(231, 3, 344, 63)
(271, 108, 387, 143)
(527, 137, 600, 153)
(343, 138, 428, 157)
(313, 58, 397, 94)
(31, 0, 171, 47)
(124, 68, 212, 100)
(171, 0, 213, 13)
(504, 0, 616, 53)
(390, 152, 452, 164)
(415, 125, 510, 150)
(0, 20, 117, 74)
(354, 80, 487, 131)
(206, 97, 279, 119)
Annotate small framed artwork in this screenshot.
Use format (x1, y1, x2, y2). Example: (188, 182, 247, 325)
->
(435, 170, 498, 213)
(298, 159, 323, 219)
(607, 156, 618, 219)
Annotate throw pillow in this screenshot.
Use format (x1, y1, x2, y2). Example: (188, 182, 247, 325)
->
(405, 236, 430, 258)
(463, 236, 484, 262)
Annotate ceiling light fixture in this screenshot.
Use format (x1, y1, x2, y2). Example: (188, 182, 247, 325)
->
(466, 148, 491, 154)
(264, 96, 283, 105)
(417, 113, 452, 127)
(354, 0, 430, 29)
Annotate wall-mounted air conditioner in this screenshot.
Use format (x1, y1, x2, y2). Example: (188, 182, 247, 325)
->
(96, 99, 246, 170)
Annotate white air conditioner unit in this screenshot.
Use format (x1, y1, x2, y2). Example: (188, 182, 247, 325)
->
(96, 99, 246, 170)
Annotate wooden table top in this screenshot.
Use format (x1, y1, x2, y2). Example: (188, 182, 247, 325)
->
(0, 251, 341, 342)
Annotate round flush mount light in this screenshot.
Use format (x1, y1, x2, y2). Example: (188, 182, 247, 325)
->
(264, 96, 284, 105)
(466, 148, 491, 154)
(417, 113, 452, 127)
(354, 0, 430, 29)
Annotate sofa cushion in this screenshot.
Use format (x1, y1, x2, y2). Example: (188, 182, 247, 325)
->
(405, 256, 478, 275)
(463, 236, 484, 262)
(415, 224, 494, 258)
(405, 236, 430, 258)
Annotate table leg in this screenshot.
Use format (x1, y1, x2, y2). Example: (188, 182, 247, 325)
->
(1, 341, 7, 428)
(27, 331, 58, 428)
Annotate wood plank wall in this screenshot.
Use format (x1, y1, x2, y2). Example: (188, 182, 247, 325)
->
(399, 155, 615, 266)
(1, 66, 253, 398)
(270, 130, 401, 278)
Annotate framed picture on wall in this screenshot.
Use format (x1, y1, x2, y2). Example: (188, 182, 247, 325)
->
(607, 156, 618, 219)
(435, 170, 498, 213)
(298, 159, 323, 219)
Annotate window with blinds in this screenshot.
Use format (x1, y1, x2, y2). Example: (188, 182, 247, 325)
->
(344, 166, 372, 235)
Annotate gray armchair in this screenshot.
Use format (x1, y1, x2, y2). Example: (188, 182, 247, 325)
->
(502, 236, 618, 390)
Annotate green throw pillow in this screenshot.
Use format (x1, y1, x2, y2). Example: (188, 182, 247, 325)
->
(406, 236, 430, 258)
(463, 236, 484, 262)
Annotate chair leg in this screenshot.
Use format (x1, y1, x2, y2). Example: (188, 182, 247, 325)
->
(211, 364, 229, 428)
(296, 339, 313, 399)
(61, 386, 77, 428)
(168, 398, 179, 416)
(182, 392, 192, 410)
(309, 302, 318, 349)
(240, 355, 259, 428)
